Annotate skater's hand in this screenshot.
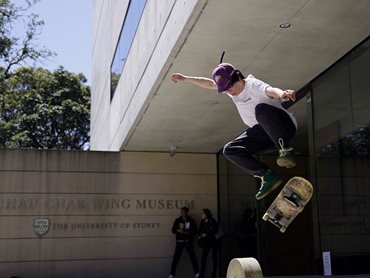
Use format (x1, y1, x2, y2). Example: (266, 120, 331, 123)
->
(266, 87, 296, 102)
(171, 73, 187, 83)
(280, 90, 296, 102)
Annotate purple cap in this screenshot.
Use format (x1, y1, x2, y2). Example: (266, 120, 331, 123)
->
(212, 63, 235, 93)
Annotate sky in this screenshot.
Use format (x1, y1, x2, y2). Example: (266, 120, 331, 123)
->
(22, 0, 93, 83)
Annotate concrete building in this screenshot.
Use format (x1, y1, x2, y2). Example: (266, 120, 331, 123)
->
(90, 0, 370, 277)
(1, 1, 368, 278)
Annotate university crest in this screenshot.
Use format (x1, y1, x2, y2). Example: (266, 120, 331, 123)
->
(33, 218, 50, 237)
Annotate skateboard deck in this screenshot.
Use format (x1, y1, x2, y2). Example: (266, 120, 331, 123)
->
(262, 176, 313, 233)
(226, 257, 263, 278)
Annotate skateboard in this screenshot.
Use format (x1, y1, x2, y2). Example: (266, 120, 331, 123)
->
(226, 257, 263, 278)
(262, 176, 313, 233)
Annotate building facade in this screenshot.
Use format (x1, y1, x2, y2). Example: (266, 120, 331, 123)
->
(91, 0, 370, 277)
(0, 149, 217, 278)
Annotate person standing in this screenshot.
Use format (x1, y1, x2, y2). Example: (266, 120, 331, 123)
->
(168, 207, 200, 278)
(198, 208, 219, 278)
(237, 208, 257, 258)
(171, 63, 297, 200)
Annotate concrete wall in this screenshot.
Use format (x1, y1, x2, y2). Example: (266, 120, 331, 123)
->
(91, 0, 206, 151)
(0, 149, 217, 278)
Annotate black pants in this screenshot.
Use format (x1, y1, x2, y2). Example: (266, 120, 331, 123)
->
(200, 242, 218, 277)
(223, 104, 296, 176)
(170, 241, 199, 275)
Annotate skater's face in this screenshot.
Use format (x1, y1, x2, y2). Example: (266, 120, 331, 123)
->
(226, 79, 245, 96)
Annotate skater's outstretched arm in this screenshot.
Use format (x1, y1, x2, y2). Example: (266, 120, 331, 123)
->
(171, 73, 217, 90)
(266, 86, 296, 102)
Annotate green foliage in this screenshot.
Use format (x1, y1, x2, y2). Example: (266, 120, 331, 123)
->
(319, 126, 370, 158)
(0, 0, 54, 75)
(0, 1, 90, 150)
(0, 67, 90, 149)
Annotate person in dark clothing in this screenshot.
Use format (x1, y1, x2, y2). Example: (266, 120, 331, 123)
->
(237, 208, 257, 258)
(198, 208, 219, 278)
(168, 207, 200, 278)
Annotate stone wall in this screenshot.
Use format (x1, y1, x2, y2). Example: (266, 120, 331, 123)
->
(0, 149, 217, 278)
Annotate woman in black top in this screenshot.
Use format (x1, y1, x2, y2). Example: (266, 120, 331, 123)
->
(198, 208, 219, 278)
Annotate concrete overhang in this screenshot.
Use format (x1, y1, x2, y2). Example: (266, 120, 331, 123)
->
(122, 0, 370, 154)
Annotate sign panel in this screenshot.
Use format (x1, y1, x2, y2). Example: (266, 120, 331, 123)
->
(323, 251, 332, 276)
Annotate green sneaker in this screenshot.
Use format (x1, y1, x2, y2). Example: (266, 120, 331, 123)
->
(254, 170, 283, 200)
(276, 138, 296, 168)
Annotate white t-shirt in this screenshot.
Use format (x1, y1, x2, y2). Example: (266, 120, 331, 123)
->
(227, 74, 297, 128)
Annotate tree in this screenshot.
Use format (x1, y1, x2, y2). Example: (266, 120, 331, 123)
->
(0, 67, 90, 149)
(0, 0, 54, 77)
(319, 126, 370, 158)
(0, 1, 90, 150)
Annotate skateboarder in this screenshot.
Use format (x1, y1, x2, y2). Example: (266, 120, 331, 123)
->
(171, 63, 297, 200)
(168, 207, 200, 278)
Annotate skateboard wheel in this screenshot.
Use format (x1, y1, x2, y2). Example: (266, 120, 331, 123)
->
(262, 213, 269, 221)
(280, 226, 287, 233)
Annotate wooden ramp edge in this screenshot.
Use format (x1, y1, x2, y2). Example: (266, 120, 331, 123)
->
(226, 257, 263, 278)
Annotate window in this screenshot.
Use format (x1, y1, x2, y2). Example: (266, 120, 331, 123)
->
(310, 36, 370, 274)
(110, 0, 147, 100)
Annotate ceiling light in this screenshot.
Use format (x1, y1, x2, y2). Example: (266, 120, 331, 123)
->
(279, 22, 291, 29)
